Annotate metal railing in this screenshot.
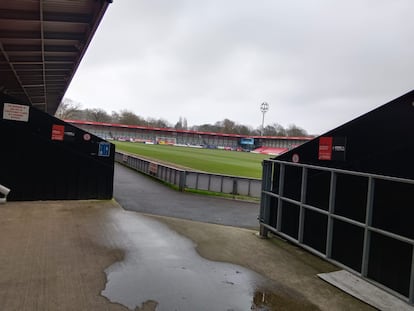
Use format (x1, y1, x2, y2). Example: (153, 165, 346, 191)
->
(115, 151, 261, 198)
(259, 158, 414, 304)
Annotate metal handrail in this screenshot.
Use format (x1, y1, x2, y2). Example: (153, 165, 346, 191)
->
(265, 158, 414, 185)
(260, 158, 414, 304)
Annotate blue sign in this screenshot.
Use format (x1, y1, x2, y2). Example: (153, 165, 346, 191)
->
(98, 142, 111, 157)
(240, 138, 254, 145)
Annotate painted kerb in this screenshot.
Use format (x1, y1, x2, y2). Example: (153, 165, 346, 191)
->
(115, 151, 262, 198)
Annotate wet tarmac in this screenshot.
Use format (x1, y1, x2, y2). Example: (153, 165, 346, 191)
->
(101, 209, 265, 310)
(0, 200, 373, 311)
(100, 209, 317, 311)
(114, 163, 260, 229)
(108, 164, 375, 311)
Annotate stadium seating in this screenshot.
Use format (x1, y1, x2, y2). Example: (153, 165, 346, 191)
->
(252, 147, 289, 155)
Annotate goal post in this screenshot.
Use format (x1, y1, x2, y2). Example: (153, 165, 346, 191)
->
(156, 136, 176, 145)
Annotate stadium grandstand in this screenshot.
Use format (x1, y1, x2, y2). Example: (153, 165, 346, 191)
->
(66, 120, 312, 155)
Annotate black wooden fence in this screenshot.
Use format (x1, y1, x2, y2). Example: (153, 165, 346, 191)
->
(0, 97, 114, 201)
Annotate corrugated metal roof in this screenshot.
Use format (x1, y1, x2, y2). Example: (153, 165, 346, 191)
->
(0, 0, 111, 115)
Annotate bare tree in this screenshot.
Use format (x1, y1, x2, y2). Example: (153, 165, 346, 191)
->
(111, 111, 120, 123)
(175, 116, 184, 129)
(213, 119, 237, 133)
(55, 98, 82, 120)
(192, 124, 220, 133)
(147, 118, 170, 128)
(85, 108, 111, 122)
(234, 124, 252, 135)
(263, 123, 287, 136)
(175, 116, 188, 130)
(118, 110, 144, 125)
(285, 124, 308, 137)
(56, 101, 311, 137)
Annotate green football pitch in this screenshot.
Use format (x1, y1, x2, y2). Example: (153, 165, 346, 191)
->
(114, 141, 272, 179)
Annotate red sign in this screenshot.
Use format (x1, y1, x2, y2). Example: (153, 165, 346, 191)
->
(51, 124, 65, 141)
(318, 137, 333, 160)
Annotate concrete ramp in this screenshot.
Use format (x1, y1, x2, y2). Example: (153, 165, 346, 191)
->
(318, 270, 414, 311)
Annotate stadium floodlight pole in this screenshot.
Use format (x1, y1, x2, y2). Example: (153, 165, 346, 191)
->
(260, 102, 269, 136)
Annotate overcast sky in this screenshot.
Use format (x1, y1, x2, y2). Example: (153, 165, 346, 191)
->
(65, 0, 414, 135)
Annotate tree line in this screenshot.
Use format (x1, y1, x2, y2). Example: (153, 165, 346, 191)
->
(56, 98, 309, 137)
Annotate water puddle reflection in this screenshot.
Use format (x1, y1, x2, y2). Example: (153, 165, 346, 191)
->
(100, 211, 310, 310)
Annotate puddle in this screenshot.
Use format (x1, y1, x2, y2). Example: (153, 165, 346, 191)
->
(251, 290, 316, 311)
(100, 210, 309, 310)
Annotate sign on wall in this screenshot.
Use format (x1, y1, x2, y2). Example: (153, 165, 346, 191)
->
(3, 103, 29, 122)
(318, 137, 333, 160)
(51, 124, 65, 141)
(318, 136, 347, 161)
(331, 137, 347, 161)
(98, 142, 111, 157)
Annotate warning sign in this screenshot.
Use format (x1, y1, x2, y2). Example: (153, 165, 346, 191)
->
(318, 137, 333, 160)
(332, 137, 347, 161)
(51, 124, 65, 141)
(3, 103, 29, 122)
(319, 137, 347, 161)
(149, 163, 158, 175)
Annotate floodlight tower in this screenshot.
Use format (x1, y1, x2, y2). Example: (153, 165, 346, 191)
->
(260, 102, 269, 136)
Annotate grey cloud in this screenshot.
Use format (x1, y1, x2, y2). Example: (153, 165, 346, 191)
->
(67, 0, 414, 134)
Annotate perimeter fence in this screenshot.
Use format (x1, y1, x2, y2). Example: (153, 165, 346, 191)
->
(115, 151, 261, 199)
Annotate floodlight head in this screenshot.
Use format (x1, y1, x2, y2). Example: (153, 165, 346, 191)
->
(260, 102, 269, 113)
